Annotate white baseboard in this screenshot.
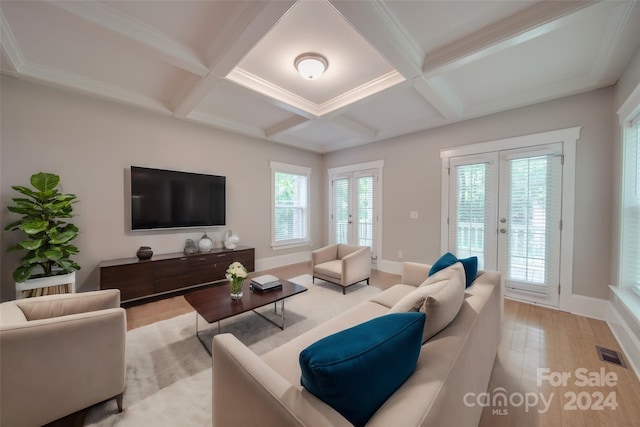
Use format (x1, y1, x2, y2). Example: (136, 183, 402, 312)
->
(560, 294, 610, 320)
(256, 251, 311, 272)
(376, 259, 403, 275)
(607, 287, 640, 380)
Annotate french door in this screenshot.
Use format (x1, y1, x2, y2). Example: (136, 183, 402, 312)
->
(447, 144, 563, 307)
(331, 171, 377, 253)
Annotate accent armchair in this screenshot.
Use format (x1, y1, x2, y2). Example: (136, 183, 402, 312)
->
(312, 244, 372, 294)
(0, 289, 126, 427)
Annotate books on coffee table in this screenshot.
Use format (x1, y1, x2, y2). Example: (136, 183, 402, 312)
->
(250, 275, 282, 292)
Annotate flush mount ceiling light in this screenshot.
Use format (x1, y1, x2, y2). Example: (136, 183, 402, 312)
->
(294, 53, 328, 80)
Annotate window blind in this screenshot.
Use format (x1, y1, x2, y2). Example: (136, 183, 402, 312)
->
(333, 178, 349, 244)
(505, 155, 560, 288)
(274, 171, 308, 243)
(621, 121, 640, 294)
(450, 162, 494, 270)
(357, 176, 374, 248)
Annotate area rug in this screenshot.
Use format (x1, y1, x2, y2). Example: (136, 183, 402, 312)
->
(84, 275, 380, 426)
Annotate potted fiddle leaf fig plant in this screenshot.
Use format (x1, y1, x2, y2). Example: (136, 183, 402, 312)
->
(4, 172, 80, 297)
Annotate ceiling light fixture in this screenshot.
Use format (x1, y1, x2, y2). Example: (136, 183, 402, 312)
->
(294, 53, 328, 80)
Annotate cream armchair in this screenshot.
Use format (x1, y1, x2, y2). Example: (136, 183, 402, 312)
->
(0, 289, 126, 427)
(312, 244, 372, 294)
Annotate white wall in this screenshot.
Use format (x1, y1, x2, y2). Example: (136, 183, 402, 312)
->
(324, 87, 615, 300)
(0, 76, 323, 300)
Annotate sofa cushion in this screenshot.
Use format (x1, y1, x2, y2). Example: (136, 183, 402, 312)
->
(299, 312, 425, 427)
(390, 263, 465, 342)
(313, 260, 342, 280)
(428, 252, 478, 287)
(368, 284, 416, 309)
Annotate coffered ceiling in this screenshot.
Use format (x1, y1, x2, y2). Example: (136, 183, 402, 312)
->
(1, 1, 639, 153)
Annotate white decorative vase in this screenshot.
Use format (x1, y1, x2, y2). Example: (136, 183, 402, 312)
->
(224, 230, 240, 249)
(198, 232, 213, 253)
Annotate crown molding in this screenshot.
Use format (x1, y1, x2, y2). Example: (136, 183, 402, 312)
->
(47, 0, 208, 76)
(588, 1, 638, 84)
(412, 77, 462, 121)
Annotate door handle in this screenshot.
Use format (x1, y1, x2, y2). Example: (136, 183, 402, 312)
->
(499, 228, 507, 234)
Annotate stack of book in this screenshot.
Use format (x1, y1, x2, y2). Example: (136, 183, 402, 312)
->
(250, 274, 282, 292)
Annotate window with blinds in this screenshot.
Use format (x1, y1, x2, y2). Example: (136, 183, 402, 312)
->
(620, 120, 640, 294)
(452, 163, 491, 270)
(333, 178, 349, 244)
(271, 162, 310, 247)
(357, 176, 374, 248)
(506, 155, 558, 286)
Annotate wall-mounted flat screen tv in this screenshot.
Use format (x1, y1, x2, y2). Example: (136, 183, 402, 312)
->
(130, 166, 226, 230)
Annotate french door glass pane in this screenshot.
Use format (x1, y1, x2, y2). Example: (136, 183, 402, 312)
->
(507, 156, 551, 284)
(357, 176, 374, 248)
(456, 164, 487, 270)
(334, 178, 349, 244)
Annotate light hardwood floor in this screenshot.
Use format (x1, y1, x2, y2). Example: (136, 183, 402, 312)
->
(125, 262, 640, 427)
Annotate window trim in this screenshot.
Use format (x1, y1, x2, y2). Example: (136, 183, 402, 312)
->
(616, 82, 640, 296)
(270, 161, 311, 250)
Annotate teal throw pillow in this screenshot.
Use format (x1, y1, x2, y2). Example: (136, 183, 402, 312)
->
(299, 312, 425, 427)
(429, 252, 458, 276)
(458, 256, 478, 288)
(429, 252, 478, 287)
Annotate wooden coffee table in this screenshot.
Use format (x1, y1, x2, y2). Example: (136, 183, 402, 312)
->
(184, 278, 307, 353)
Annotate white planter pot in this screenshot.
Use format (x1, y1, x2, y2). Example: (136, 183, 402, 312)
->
(15, 271, 76, 300)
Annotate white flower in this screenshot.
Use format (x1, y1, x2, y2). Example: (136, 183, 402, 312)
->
(226, 261, 247, 280)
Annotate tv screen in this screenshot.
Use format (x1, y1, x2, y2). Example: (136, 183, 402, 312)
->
(130, 166, 226, 230)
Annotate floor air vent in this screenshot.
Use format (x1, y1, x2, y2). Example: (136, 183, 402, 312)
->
(596, 346, 627, 368)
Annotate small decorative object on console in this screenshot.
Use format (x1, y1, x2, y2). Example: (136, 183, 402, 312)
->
(226, 261, 248, 300)
(183, 239, 197, 255)
(224, 230, 240, 249)
(136, 246, 153, 260)
(198, 232, 213, 253)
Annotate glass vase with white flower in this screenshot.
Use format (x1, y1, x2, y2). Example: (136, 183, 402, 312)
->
(226, 261, 248, 300)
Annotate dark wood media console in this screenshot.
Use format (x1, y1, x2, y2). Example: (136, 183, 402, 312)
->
(100, 246, 255, 302)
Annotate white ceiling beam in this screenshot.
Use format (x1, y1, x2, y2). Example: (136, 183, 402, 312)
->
(47, 0, 209, 76)
(19, 63, 171, 114)
(265, 116, 310, 139)
(172, 73, 222, 118)
(185, 111, 265, 140)
(206, 0, 296, 77)
(329, 0, 423, 79)
(329, 116, 377, 140)
(173, 0, 296, 118)
(422, 0, 597, 77)
(412, 77, 462, 121)
(0, 9, 25, 73)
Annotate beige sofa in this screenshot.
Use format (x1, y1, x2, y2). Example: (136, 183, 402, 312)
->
(213, 262, 502, 427)
(0, 290, 126, 427)
(312, 244, 372, 294)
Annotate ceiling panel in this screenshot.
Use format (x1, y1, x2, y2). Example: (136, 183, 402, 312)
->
(101, 0, 238, 58)
(386, 0, 539, 54)
(194, 80, 298, 130)
(344, 85, 445, 131)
